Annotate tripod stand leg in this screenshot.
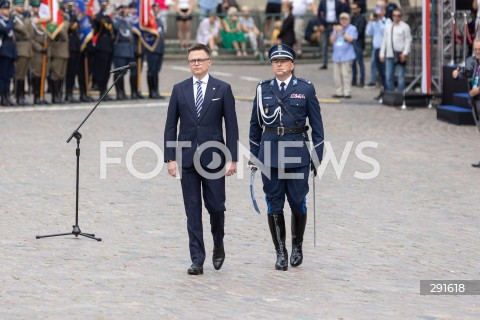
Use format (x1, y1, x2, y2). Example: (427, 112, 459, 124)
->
(79, 233, 102, 241)
(36, 225, 101, 241)
(36, 232, 74, 239)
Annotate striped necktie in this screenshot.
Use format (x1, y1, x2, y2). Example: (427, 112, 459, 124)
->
(195, 80, 203, 118)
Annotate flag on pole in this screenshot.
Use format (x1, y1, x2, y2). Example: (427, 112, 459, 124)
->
(132, 0, 159, 51)
(38, 0, 65, 39)
(75, 0, 93, 51)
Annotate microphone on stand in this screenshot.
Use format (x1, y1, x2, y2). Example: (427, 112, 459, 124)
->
(110, 62, 137, 73)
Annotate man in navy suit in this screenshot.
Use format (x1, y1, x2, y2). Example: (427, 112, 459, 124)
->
(249, 44, 324, 271)
(164, 43, 239, 275)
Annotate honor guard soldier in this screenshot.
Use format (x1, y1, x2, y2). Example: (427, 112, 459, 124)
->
(249, 44, 324, 271)
(127, 1, 144, 99)
(64, 0, 80, 102)
(49, 1, 69, 104)
(93, 0, 114, 100)
(30, 0, 50, 105)
(146, 3, 165, 99)
(0, 0, 17, 107)
(13, 0, 32, 106)
(112, 4, 134, 100)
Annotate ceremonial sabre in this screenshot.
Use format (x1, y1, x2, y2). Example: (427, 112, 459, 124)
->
(249, 165, 261, 214)
(311, 161, 317, 247)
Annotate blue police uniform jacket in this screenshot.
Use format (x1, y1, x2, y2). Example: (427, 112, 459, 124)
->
(249, 76, 324, 168)
(0, 14, 17, 59)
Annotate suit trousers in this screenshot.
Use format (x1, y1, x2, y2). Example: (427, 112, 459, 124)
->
(180, 165, 226, 265)
(262, 166, 310, 215)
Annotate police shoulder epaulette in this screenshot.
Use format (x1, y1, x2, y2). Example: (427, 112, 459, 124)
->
(297, 78, 313, 85)
(258, 80, 271, 85)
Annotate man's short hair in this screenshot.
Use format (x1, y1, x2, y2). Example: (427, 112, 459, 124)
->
(187, 43, 211, 57)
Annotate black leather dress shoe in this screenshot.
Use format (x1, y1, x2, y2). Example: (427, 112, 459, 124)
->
(212, 246, 225, 270)
(187, 263, 203, 275)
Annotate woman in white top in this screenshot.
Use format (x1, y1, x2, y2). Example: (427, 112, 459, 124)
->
(196, 13, 221, 56)
(175, 0, 193, 49)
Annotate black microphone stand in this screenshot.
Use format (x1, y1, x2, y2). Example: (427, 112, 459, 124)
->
(36, 69, 129, 241)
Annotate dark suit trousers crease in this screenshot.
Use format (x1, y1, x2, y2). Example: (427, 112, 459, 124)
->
(180, 166, 226, 265)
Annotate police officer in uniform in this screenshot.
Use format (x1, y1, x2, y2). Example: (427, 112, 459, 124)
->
(49, 2, 69, 104)
(64, 0, 80, 103)
(127, 1, 144, 99)
(249, 44, 324, 271)
(146, 3, 165, 99)
(12, 0, 32, 106)
(112, 4, 133, 100)
(93, 0, 114, 100)
(30, 0, 50, 105)
(0, 0, 16, 107)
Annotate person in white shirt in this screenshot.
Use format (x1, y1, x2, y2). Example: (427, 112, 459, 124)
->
(196, 13, 221, 56)
(379, 8, 412, 92)
(239, 5, 260, 57)
(290, 0, 317, 57)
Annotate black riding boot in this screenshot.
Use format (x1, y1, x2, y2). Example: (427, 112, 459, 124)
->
(130, 76, 138, 99)
(52, 80, 63, 104)
(268, 214, 288, 271)
(116, 76, 126, 100)
(16, 79, 31, 106)
(65, 84, 79, 103)
(32, 77, 42, 105)
(1, 92, 8, 106)
(147, 75, 155, 99)
(290, 213, 307, 267)
(154, 74, 164, 99)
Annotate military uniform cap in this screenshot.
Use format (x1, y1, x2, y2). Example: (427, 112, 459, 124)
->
(64, 0, 75, 3)
(116, 4, 125, 9)
(128, 2, 136, 8)
(268, 43, 295, 61)
(30, 0, 40, 6)
(13, 0, 25, 5)
(98, 0, 109, 4)
(0, 0, 11, 9)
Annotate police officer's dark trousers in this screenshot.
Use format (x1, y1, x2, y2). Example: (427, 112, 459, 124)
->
(146, 51, 163, 99)
(65, 50, 80, 102)
(0, 57, 15, 106)
(180, 165, 226, 266)
(112, 56, 130, 100)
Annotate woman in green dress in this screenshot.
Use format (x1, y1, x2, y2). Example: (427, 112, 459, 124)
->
(220, 7, 247, 56)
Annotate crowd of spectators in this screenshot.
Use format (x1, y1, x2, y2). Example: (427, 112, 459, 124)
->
(161, 0, 414, 99)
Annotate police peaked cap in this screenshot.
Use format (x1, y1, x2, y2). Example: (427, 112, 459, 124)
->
(64, 0, 75, 4)
(128, 2, 136, 8)
(0, 0, 11, 9)
(268, 44, 296, 61)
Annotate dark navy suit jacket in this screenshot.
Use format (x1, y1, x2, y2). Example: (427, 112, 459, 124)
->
(317, 0, 350, 25)
(164, 75, 239, 168)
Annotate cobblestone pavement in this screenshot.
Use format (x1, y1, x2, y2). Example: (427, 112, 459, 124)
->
(1, 61, 480, 319)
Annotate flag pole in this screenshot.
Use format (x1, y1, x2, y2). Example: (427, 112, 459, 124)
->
(137, 40, 142, 96)
(40, 39, 48, 100)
